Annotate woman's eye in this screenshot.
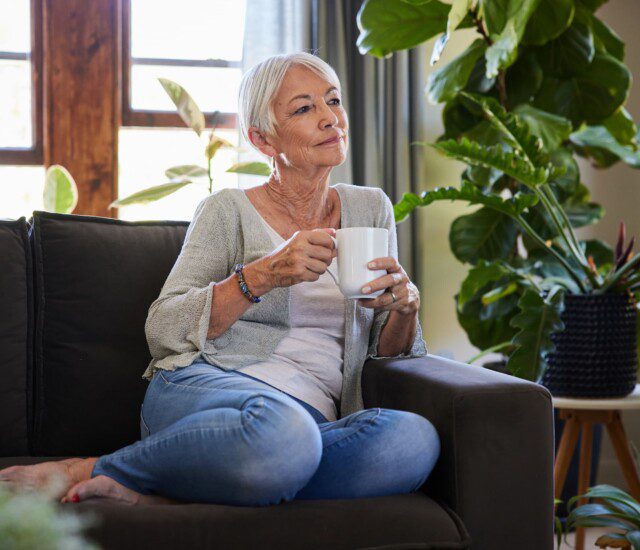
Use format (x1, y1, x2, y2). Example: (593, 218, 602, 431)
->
(330, 98, 341, 105)
(295, 106, 311, 114)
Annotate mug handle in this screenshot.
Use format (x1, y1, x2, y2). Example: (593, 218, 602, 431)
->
(326, 236, 339, 286)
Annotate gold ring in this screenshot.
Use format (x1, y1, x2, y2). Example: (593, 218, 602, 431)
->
(390, 291, 397, 303)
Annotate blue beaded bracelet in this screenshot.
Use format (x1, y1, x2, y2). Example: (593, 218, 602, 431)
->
(234, 263, 262, 303)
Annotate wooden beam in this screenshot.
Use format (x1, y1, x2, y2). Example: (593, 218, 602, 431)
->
(43, 0, 121, 217)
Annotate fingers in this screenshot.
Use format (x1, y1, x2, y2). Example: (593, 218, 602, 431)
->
(368, 256, 401, 272)
(361, 272, 405, 296)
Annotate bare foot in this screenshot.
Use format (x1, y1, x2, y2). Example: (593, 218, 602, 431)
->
(61, 475, 181, 506)
(0, 458, 94, 500)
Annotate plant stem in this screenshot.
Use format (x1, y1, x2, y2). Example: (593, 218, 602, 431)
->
(534, 186, 600, 290)
(207, 155, 213, 194)
(541, 184, 586, 263)
(516, 215, 588, 292)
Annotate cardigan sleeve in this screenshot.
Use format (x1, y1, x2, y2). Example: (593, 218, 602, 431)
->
(144, 191, 236, 362)
(366, 189, 428, 360)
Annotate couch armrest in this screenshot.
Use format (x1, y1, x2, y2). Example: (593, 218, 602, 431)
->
(361, 354, 554, 550)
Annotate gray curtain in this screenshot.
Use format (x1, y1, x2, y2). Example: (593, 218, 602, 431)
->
(241, 0, 428, 283)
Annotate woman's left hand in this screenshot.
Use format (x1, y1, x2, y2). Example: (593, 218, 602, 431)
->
(358, 257, 420, 316)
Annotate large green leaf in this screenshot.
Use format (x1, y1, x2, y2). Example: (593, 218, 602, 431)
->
(570, 125, 640, 168)
(158, 78, 205, 136)
(588, 11, 624, 60)
(532, 51, 631, 127)
(506, 286, 566, 382)
(226, 161, 272, 176)
(357, 0, 452, 58)
(456, 282, 521, 349)
(512, 104, 573, 152)
(521, 0, 574, 46)
(450, 207, 519, 264)
(485, 19, 519, 78)
(603, 107, 638, 147)
(430, 0, 474, 65)
(504, 49, 543, 108)
(482, 0, 541, 38)
(427, 39, 487, 104)
(109, 181, 196, 207)
(535, 10, 594, 77)
(458, 258, 518, 307)
(393, 179, 539, 223)
(430, 136, 550, 186)
(43, 165, 78, 214)
(165, 165, 208, 179)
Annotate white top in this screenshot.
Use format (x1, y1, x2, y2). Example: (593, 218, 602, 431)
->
(236, 216, 346, 422)
(552, 384, 640, 410)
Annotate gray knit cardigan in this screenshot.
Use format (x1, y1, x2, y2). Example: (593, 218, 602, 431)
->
(142, 183, 428, 418)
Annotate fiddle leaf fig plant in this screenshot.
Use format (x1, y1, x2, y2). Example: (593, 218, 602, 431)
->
(110, 79, 270, 208)
(357, 0, 640, 383)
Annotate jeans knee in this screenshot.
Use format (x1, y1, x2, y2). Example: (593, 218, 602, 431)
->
(239, 392, 322, 503)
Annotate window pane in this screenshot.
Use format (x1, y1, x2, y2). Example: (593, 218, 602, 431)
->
(0, 166, 45, 220)
(131, 65, 240, 113)
(0, 0, 30, 52)
(0, 60, 32, 147)
(117, 128, 242, 221)
(131, 0, 246, 61)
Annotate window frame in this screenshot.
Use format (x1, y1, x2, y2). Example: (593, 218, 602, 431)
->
(121, 0, 239, 130)
(0, 0, 43, 165)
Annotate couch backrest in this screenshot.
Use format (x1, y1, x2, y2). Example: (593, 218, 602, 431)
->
(1, 210, 189, 457)
(0, 218, 33, 456)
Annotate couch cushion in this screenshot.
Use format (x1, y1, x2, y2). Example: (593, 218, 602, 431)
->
(30, 211, 188, 456)
(0, 455, 470, 550)
(0, 218, 33, 457)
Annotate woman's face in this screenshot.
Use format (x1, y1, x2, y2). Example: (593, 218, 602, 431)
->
(253, 64, 349, 169)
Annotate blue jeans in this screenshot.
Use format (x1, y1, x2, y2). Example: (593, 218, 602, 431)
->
(91, 360, 441, 506)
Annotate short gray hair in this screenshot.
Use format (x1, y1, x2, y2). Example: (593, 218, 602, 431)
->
(238, 52, 341, 149)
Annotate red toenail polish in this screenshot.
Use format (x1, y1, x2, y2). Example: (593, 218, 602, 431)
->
(71, 494, 80, 503)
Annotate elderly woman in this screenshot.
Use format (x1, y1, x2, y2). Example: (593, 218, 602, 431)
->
(0, 52, 439, 507)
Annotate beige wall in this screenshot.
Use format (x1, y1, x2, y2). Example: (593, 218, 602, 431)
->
(417, 1, 640, 486)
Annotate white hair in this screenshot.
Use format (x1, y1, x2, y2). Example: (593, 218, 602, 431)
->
(238, 52, 341, 151)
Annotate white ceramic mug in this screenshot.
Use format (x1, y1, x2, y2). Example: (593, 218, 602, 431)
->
(325, 227, 389, 299)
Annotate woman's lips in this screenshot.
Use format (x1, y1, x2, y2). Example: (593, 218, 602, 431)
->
(317, 136, 342, 146)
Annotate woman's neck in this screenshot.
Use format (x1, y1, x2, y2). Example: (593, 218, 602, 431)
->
(263, 171, 336, 229)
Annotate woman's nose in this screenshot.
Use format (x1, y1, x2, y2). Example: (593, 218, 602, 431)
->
(318, 102, 339, 128)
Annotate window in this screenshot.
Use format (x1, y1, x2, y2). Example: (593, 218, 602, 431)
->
(0, 0, 44, 220)
(118, 0, 248, 221)
(0, 0, 42, 165)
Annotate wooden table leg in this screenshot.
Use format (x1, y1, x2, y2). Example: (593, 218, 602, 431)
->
(575, 422, 593, 550)
(554, 413, 581, 500)
(606, 410, 640, 501)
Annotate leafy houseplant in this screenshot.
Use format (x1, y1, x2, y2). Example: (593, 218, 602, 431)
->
(43, 78, 271, 215)
(357, 0, 640, 386)
(110, 78, 271, 209)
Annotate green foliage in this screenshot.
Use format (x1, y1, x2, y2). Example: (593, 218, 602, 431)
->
(111, 79, 271, 208)
(506, 286, 566, 382)
(357, 0, 639, 382)
(0, 481, 100, 549)
(43, 165, 78, 214)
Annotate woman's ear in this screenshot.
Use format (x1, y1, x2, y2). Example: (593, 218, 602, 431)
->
(248, 127, 277, 159)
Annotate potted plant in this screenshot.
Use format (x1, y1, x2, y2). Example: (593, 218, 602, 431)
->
(356, 0, 640, 521)
(356, 0, 640, 390)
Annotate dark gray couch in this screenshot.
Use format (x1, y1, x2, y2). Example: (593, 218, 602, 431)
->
(0, 212, 555, 549)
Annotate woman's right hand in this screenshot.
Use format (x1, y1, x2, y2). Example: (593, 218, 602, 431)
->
(246, 228, 337, 292)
